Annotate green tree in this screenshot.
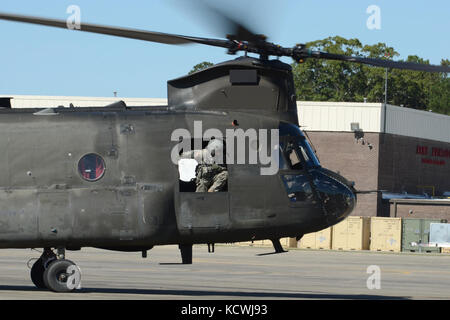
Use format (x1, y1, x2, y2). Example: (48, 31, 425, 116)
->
(292, 36, 397, 102)
(427, 59, 450, 115)
(292, 36, 449, 115)
(189, 61, 214, 75)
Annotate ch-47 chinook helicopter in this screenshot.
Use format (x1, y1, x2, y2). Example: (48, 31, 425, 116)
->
(0, 6, 449, 292)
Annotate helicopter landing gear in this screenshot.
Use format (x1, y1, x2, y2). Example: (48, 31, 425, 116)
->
(44, 259, 79, 292)
(30, 247, 56, 289)
(179, 244, 193, 264)
(30, 247, 81, 292)
(256, 238, 288, 256)
(271, 238, 287, 253)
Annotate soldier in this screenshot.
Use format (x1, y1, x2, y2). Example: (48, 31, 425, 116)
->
(181, 138, 228, 192)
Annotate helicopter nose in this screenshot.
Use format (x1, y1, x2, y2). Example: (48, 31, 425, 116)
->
(311, 169, 357, 223)
(322, 181, 356, 221)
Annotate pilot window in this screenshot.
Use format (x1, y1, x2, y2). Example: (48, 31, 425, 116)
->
(78, 153, 105, 182)
(299, 146, 310, 163)
(279, 122, 321, 169)
(280, 141, 304, 170)
(278, 146, 289, 170)
(281, 174, 314, 202)
(178, 138, 228, 193)
(286, 142, 304, 170)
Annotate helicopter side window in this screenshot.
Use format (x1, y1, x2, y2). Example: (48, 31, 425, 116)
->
(281, 174, 314, 202)
(78, 153, 106, 182)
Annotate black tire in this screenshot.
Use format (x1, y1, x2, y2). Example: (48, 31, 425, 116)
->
(43, 259, 79, 293)
(30, 258, 46, 289)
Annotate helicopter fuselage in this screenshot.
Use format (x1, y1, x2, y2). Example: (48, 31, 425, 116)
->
(0, 57, 356, 252)
(0, 103, 355, 251)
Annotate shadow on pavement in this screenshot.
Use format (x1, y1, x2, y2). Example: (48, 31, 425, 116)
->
(0, 285, 410, 300)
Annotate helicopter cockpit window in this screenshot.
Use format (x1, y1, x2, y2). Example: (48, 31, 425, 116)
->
(281, 174, 314, 202)
(298, 138, 320, 168)
(279, 122, 320, 169)
(284, 142, 304, 170)
(278, 146, 289, 170)
(299, 146, 310, 163)
(78, 153, 105, 182)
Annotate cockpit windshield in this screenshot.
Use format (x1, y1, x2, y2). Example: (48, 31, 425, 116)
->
(298, 137, 320, 168)
(279, 122, 321, 169)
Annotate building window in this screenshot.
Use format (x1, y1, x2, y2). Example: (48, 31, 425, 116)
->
(78, 153, 105, 182)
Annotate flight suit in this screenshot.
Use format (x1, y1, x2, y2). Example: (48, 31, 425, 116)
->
(195, 164, 228, 192)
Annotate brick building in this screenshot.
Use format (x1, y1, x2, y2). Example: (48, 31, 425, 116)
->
(298, 101, 450, 219)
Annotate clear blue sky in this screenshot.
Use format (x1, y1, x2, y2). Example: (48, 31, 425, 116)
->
(0, 0, 448, 98)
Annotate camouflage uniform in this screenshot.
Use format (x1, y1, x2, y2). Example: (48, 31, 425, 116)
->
(181, 139, 228, 192)
(195, 164, 228, 192)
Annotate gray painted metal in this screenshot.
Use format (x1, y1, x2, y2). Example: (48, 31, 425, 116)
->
(0, 57, 356, 252)
(430, 223, 450, 247)
(402, 219, 441, 252)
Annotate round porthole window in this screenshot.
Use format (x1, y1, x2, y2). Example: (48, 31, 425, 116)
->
(78, 153, 106, 182)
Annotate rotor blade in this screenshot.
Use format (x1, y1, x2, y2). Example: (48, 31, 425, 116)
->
(308, 51, 450, 73)
(175, 0, 263, 43)
(354, 190, 385, 194)
(0, 12, 231, 48)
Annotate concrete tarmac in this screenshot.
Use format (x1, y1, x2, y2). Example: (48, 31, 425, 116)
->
(0, 245, 449, 300)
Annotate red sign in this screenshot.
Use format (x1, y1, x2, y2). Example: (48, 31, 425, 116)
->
(431, 147, 450, 158)
(421, 158, 445, 166)
(416, 145, 428, 155)
(417, 145, 448, 166)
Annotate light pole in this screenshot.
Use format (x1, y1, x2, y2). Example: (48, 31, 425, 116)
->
(383, 50, 393, 133)
(384, 67, 388, 106)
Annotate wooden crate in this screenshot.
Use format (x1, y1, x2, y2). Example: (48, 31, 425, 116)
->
(441, 247, 450, 254)
(332, 217, 370, 251)
(298, 232, 316, 249)
(370, 217, 402, 252)
(298, 228, 332, 249)
(288, 237, 298, 248)
(315, 227, 332, 249)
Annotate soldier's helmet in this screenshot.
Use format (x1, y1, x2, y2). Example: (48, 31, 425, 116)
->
(206, 138, 224, 161)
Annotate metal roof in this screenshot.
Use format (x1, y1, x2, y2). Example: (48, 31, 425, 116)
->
(297, 101, 450, 143)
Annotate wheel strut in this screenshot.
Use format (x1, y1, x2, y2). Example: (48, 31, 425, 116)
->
(56, 247, 65, 260)
(179, 244, 193, 264)
(30, 247, 57, 289)
(271, 238, 287, 253)
(30, 247, 81, 292)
